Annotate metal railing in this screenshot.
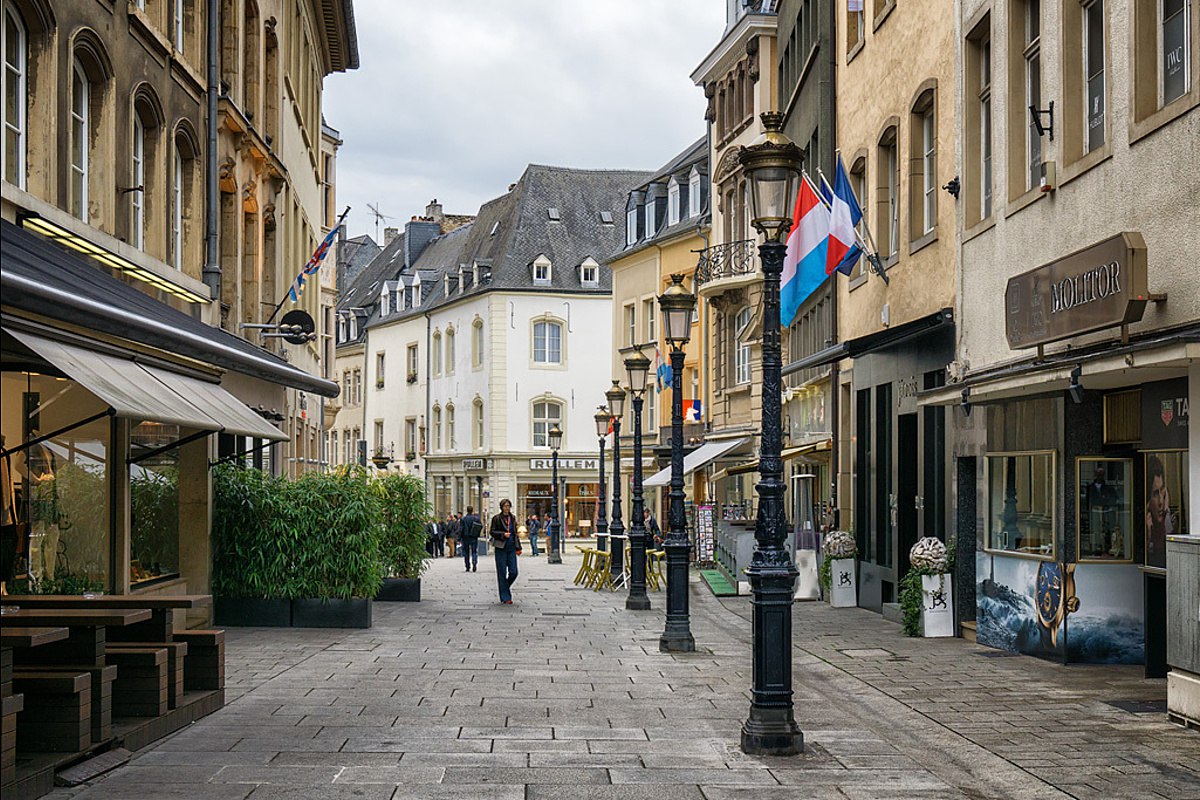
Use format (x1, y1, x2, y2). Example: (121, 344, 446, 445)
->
(694, 240, 758, 288)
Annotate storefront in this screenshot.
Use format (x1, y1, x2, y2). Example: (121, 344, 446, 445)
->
(517, 463, 599, 538)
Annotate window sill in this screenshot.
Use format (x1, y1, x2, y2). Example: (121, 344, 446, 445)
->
(846, 39, 865, 65)
(873, 1, 896, 33)
(1129, 91, 1199, 146)
(962, 215, 996, 244)
(848, 270, 869, 292)
(1003, 185, 1047, 220)
(880, 253, 899, 271)
(908, 229, 938, 257)
(1059, 143, 1112, 188)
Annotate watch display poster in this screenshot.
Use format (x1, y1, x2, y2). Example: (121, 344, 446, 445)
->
(695, 505, 715, 564)
(975, 552, 1067, 662)
(1143, 450, 1188, 570)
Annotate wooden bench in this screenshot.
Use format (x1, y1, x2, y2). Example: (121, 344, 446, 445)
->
(2, 693, 22, 784)
(172, 630, 224, 691)
(38, 664, 118, 743)
(108, 642, 187, 709)
(105, 649, 168, 717)
(11, 672, 92, 752)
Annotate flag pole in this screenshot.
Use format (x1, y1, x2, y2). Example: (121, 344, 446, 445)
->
(818, 164, 888, 286)
(266, 206, 351, 324)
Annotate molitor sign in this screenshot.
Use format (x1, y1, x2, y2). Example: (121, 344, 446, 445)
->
(1005, 232, 1148, 349)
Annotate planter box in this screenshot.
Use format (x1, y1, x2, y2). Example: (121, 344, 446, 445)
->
(213, 597, 291, 627)
(375, 577, 421, 602)
(291, 598, 372, 628)
(920, 573, 954, 637)
(829, 558, 858, 608)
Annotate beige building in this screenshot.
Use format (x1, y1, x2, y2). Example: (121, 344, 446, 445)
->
(927, 0, 1199, 681)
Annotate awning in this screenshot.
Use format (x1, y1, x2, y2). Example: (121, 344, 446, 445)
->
(5, 327, 286, 441)
(783, 307, 954, 376)
(714, 439, 832, 480)
(643, 436, 751, 487)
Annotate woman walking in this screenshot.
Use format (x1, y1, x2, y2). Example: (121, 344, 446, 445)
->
(491, 498, 521, 604)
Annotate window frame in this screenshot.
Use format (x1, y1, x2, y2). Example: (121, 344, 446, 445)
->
(688, 167, 702, 217)
(471, 319, 484, 368)
(626, 206, 637, 245)
(70, 58, 89, 221)
(131, 114, 145, 249)
(532, 399, 564, 449)
(2, 0, 27, 188)
(667, 179, 680, 226)
(984, 449, 1058, 560)
(734, 306, 752, 386)
(532, 318, 563, 365)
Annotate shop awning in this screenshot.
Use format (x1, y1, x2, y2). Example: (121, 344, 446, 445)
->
(712, 439, 831, 481)
(643, 436, 750, 487)
(5, 327, 286, 441)
(783, 308, 953, 376)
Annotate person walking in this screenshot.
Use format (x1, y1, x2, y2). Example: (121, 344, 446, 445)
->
(490, 498, 520, 604)
(460, 507, 482, 572)
(527, 513, 541, 557)
(426, 517, 441, 557)
(645, 508, 663, 548)
(444, 514, 456, 558)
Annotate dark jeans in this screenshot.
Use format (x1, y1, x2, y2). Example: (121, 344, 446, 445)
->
(495, 548, 518, 602)
(433, 534, 445, 558)
(529, 531, 540, 556)
(462, 538, 478, 569)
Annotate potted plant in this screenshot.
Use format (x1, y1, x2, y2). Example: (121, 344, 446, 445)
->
(374, 472, 430, 601)
(900, 537, 954, 637)
(406, 371, 418, 384)
(821, 531, 858, 608)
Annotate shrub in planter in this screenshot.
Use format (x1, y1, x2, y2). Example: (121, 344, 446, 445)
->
(212, 466, 297, 601)
(821, 530, 858, 608)
(900, 537, 954, 637)
(286, 467, 385, 601)
(375, 473, 430, 602)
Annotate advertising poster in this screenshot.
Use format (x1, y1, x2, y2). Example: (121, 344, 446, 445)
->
(1144, 450, 1188, 569)
(1066, 563, 1145, 664)
(695, 504, 715, 564)
(976, 553, 1066, 661)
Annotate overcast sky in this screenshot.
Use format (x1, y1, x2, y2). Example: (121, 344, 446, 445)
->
(323, 0, 725, 240)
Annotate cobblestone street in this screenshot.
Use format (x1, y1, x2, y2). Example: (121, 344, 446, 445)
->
(48, 555, 1200, 800)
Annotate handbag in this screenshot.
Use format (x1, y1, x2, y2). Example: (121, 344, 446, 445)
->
(490, 514, 512, 549)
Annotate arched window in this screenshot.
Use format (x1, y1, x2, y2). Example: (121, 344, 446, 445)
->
(432, 405, 442, 451)
(2, 0, 27, 187)
(69, 57, 89, 220)
(472, 319, 484, 367)
(432, 331, 442, 375)
(130, 90, 162, 253)
(172, 129, 197, 271)
(70, 38, 112, 225)
(532, 319, 562, 364)
(131, 114, 145, 247)
(473, 398, 484, 449)
(446, 404, 456, 450)
(445, 327, 456, 375)
(243, 0, 259, 121)
(532, 400, 562, 448)
(734, 307, 751, 385)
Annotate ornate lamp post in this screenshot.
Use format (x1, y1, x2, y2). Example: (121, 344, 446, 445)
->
(658, 273, 697, 652)
(738, 111, 805, 756)
(623, 348, 652, 611)
(605, 381, 627, 585)
(548, 422, 564, 564)
(594, 407, 611, 553)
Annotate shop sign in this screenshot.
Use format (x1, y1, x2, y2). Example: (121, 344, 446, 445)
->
(1141, 378, 1189, 450)
(461, 458, 486, 471)
(1004, 232, 1148, 349)
(528, 457, 598, 471)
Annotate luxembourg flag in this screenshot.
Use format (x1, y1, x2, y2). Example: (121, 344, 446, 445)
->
(826, 155, 863, 276)
(781, 178, 830, 328)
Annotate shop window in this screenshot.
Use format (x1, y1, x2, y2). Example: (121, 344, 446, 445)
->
(532, 400, 562, 448)
(3, 1, 27, 188)
(130, 421, 181, 586)
(1077, 457, 1132, 562)
(986, 451, 1056, 558)
(1144, 450, 1189, 569)
(3, 371, 112, 591)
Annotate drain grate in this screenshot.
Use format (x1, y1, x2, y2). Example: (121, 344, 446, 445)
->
(1106, 699, 1167, 714)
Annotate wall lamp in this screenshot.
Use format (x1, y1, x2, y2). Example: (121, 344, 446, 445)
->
(1029, 101, 1055, 140)
(1068, 365, 1084, 404)
(961, 386, 972, 418)
(943, 176, 960, 199)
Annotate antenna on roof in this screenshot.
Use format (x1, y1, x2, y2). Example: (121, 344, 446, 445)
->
(367, 202, 394, 241)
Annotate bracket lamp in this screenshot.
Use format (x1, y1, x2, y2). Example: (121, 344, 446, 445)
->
(1029, 101, 1055, 140)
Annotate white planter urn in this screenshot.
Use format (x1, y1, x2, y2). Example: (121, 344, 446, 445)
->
(920, 573, 954, 637)
(829, 558, 858, 608)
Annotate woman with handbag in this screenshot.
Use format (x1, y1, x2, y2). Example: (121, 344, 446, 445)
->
(490, 498, 521, 604)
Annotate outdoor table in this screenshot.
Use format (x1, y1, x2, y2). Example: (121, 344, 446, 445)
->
(0, 627, 70, 651)
(3, 596, 212, 644)
(5, 608, 151, 669)
(0, 624, 77, 780)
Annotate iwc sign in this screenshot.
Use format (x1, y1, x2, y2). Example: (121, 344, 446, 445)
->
(1005, 232, 1148, 349)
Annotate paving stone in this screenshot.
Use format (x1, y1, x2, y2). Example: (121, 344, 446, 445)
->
(442, 766, 611, 784)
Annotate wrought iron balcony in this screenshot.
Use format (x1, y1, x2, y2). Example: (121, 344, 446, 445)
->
(694, 240, 758, 297)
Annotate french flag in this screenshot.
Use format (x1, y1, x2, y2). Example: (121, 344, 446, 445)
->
(781, 178, 830, 328)
(826, 155, 863, 276)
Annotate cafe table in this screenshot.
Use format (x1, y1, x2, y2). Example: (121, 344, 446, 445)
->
(1, 625, 70, 786)
(2, 596, 212, 643)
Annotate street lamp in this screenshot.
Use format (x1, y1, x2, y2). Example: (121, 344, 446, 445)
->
(606, 381, 627, 585)
(658, 273, 697, 653)
(547, 422, 564, 564)
(623, 347, 652, 611)
(594, 407, 611, 553)
(737, 111, 805, 756)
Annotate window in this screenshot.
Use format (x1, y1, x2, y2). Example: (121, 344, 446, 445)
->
(172, 133, 196, 271)
(909, 89, 938, 240)
(647, 382, 658, 432)
(173, 0, 185, 54)
(980, 32, 993, 217)
(445, 328, 455, 375)
(533, 320, 562, 364)
(433, 407, 442, 451)
(473, 400, 484, 449)
(1161, 0, 1191, 105)
(472, 320, 484, 367)
(580, 259, 598, 287)
(987, 451, 1056, 558)
(2, 1, 26, 187)
(131, 116, 145, 248)
(644, 298, 656, 344)
(876, 126, 899, 258)
(374, 420, 384, 452)
(342, 370, 350, 400)
(407, 343, 419, 382)
(532, 400, 562, 448)
(344, 429, 351, 464)
(734, 307, 751, 385)
(172, 146, 183, 267)
(848, 156, 869, 278)
(70, 59, 89, 220)
(668, 179, 680, 225)
(532, 256, 551, 285)
(626, 205, 637, 245)
(375, 352, 385, 388)
(624, 303, 636, 347)
(432, 331, 442, 374)
(688, 167, 702, 217)
(848, 3, 865, 53)
(330, 430, 338, 464)
(645, 195, 656, 237)
(1015, 0, 1043, 193)
(447, 405, 456, 450)
(405, 419, 417, 457)
(1085, 1, 1106, 152)
(1077, 457, 1133, 561)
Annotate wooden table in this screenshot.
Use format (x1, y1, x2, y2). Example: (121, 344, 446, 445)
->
(4, 596, 211, 643)
(1, 625, 71, 785)
(0, 628, 70, 651)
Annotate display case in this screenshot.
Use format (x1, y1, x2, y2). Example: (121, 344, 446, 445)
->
(1076, 457, 1133, 562)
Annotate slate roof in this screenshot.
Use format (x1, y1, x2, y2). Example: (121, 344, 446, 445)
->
(418, 164, 652, 313)
(612, 137, 711, 262)
(338, 234, 382, 288)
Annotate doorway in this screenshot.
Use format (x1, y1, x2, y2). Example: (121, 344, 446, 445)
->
(897, 413, 919, 578)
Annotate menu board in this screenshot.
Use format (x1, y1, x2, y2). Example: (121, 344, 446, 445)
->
(695, 504, 715, 564)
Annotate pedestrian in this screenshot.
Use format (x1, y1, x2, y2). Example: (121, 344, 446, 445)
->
(444, 514, 456, 558)
(460, 506, 482, 572)
(426, 517, 441, 557)
(490, 498, 521, 604)
(645, 508, 663, 547)
(527, 513, 541, 557)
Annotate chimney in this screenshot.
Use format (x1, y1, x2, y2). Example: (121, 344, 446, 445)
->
(383, 226, 400, 247)
(424, 198, 444, 225)
(404, 218, 441, 268)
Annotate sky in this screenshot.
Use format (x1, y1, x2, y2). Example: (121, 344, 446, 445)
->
(322, 0, 726, 241)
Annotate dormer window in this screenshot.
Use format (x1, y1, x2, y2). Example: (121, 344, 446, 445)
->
(668, 179, 680, 226)
(380, 287, 390, 316)
(689, 166, 702, 217)
(444, 274, 451, 296)
(626, 206, 638, 245)
(645, 195, 657, 238)
(579, 257, 599, 288)
(532, 254, 552, 286)
(547, 207, 561, 222)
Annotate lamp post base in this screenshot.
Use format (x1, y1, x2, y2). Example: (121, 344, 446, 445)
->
(740, 714, 804, 756)
(625, 595, 651, 611)
(659, 630, 695, 652)
(547, 551, 562, 564)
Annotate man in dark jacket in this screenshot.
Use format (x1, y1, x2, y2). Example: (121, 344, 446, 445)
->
(526, 513, 541, 557)
(460, 507, 482, 572)
(425, 518, 441, 557)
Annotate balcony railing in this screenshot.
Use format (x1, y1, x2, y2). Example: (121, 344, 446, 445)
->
(694, 240, 757, 289)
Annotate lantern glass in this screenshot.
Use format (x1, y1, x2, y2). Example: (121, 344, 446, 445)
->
(746, 164, 800, 241)
(594, 407, 611, 438)
(548, 422, 563, 451)
(624, 349, 651, 397)
(606, 381, 626, 419)
(658, 273, 696, 349)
